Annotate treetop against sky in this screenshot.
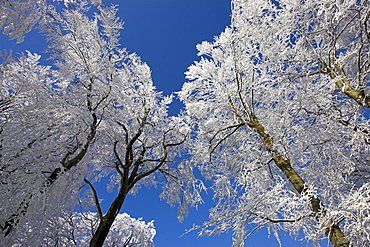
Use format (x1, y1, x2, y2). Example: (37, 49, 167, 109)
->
(1, 0, 369, 247)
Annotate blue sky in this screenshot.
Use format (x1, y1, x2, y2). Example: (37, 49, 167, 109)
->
(115, 0, 232, 116)
(1, 0, 309, 246)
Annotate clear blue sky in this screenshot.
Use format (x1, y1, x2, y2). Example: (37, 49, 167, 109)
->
(0, 1, 308, 246)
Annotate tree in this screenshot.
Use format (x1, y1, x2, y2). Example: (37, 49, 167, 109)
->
(179, 0, 369, 246)
(1, 1, 201, 246)
(0, 0, 101, 43)
(15, 211, 155, 247)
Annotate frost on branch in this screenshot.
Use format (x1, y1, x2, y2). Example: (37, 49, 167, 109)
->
(0, 0, 102, 43)
(179, 0, 370, 246)
(1, 1, 200, 246)
(338, 183, 370, 246)
(0, 0, 45, 43)
(12, 211, 155, 247)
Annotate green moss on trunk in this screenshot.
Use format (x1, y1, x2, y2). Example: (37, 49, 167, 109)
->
(228, 96, 350, 246)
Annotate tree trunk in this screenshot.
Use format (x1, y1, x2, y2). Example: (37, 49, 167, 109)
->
(325, 58, 370, 108)
(2, 112, 98, 237)
(248, 114, 349, 247)
(90, 184, 127, 247)
(229, 100, 349, 246)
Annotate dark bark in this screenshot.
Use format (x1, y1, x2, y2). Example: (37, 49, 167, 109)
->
(89, 119, 186, 247)
(89, 183, 128, 247)
(2, 111, 98, 237)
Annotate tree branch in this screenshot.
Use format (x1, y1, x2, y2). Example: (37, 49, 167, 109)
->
(252, 212, 313, 223)
(228, 98, 349, 246)
(84, 178, 103, 220)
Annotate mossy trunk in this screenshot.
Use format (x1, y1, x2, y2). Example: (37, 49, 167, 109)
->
(229, 99, 349, 246)
(247, 114, 349, 247)
(326, 58, 370, 108)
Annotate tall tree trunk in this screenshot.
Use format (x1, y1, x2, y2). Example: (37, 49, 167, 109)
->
(90, 183, 127, 247)
(2, 112, 98, 237)
(229, 101, 349, 247)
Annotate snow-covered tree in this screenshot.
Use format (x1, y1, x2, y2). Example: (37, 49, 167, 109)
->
(14, 211, 155, 247)
(179, 0, 370, 246)
(1, 0, 47, 43)
(0, 0, 101, 43)
(1, 1, 201, 246)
